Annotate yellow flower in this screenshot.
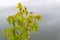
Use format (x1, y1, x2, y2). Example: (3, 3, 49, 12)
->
(29, 23, 33, 27)
(16, 12, 23, 20)
(24, 6, 27, 10)
(24, 18, 28, 23)
(16, 2, 22, 10)
(23, 6, 28, 15)
(27, 13, 32, 18)
(34, 14, 42, 21)
(34, 14, 40, 18)
(23, 6, 27, 12)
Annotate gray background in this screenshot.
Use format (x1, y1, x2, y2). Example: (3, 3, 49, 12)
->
(0, 0, 60, 40)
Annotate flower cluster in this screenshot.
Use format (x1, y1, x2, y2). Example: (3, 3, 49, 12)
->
(3, 2, 42, 40)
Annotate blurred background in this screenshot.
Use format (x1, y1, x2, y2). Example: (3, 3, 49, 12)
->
(0, 0, 60, 40)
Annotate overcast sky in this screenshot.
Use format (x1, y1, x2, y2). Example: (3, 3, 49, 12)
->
(0, 0, 60, 40)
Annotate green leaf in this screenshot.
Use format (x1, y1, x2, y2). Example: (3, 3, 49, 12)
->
(7, 16, 12, 25)
(25, 10, 28, 15)
(12, 19, 16, 26)
(33, 23, 38, 33)
(17, 19, 20, 25)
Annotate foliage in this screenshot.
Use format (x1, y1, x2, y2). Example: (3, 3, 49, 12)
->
(3, 2, 42, 40)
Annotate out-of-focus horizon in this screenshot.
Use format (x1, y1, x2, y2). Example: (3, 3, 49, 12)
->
(0, 0, 60, 40)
